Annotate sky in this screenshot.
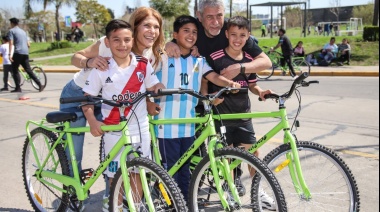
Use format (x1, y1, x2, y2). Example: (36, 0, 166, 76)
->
(0, 0, 373, 22)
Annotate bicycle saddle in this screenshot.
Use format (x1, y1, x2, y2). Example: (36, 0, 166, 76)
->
(46, 111, 77, 123)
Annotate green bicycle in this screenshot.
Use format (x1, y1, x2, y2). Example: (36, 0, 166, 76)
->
(8, 59, 47, 90)
(147, 88, 287, 211)
(259, 47, 310, 80)
(22, 92, 187, 212)
(214, 73, 360, 211)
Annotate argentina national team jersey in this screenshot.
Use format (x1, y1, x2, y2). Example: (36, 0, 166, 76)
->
(155, 54, 212, 139)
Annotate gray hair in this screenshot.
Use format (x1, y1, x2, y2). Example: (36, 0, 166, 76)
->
(198, 0, 225, 14)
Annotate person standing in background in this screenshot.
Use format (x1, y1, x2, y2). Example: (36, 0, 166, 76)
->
(0, 36, 14, 91)
(7, 17, 43, 92)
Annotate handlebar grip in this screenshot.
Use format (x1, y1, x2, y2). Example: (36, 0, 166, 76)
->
(294, 72, 309, 84)
(60, 96, 91, 104)
(258, 94, 279, 101)
(308, 80, 319, 84)
(157, 89, 182, 95)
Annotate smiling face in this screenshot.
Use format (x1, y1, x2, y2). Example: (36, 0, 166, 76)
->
(197, 5, 224, 38)
(135, 15, 160, 53)
(173, 23, 198, 55)
(105, 28, 133, 61)
(225, 25, 249, 52)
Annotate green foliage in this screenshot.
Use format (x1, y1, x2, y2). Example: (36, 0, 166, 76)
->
(353, 3, 375, 25)
(149, 0, 190, 18)
(363, 26, 379, 41)
(49, 41, 72, 50)
(75, 0, 112, 37)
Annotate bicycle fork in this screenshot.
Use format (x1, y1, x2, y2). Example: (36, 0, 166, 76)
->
(207, 137, 241, 210)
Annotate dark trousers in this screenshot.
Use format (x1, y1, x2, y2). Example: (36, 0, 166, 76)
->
(281, 55, 296, 76)
(159, 137, 195, 201)
(261, 29, 266, 37)
(11, 53, 40, 89)
(2, 64, 12, 89)
(340, 53, 350, 63)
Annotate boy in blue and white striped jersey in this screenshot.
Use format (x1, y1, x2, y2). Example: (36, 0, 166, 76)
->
(154, 15, 240, 201)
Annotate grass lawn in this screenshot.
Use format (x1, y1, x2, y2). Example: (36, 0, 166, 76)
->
(29, 33, 378, 66)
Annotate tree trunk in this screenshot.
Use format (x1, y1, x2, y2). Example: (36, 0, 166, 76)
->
(373, 0, 379, 26)
(92, 21, 98, 39)
(55, 4, 61, 41)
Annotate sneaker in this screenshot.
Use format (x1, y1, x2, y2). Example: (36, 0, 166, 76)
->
(11, 88, 22, 93)
(234, 177, 246, 196)
(102, 195, 109, 212)
(0, 88, 8, 91)
(259, 188, 276, 211)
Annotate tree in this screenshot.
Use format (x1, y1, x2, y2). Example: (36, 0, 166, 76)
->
(284, 6, 302, 28)
(24, 0, 78, 41)
(149, 0, 190, 18)
(329, 0, 341, 22)
(75, 0, 112, 38)
(353, 3, 375, 25)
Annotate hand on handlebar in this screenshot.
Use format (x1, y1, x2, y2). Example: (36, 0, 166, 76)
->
(230, 82, 241, 93)
(259, 89, 274, 101)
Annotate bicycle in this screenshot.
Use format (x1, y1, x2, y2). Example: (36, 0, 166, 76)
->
(146, 88, 288, 211)
(22, 91, 187, 212)
(7, 59, 47, 90)
(213, 73, 360, 211)
(259, 47, 310, 80)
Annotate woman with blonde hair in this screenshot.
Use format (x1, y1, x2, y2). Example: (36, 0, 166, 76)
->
(60, 7, 166, 211)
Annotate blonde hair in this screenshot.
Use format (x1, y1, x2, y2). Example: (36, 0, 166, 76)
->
(129, 7, 165, 69)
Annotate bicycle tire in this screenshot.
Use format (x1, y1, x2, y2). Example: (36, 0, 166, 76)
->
(109, 157, 188, 212)
(31, 66, 47, 90)
(256, 51, 278, 79)
(7, 71, 25, 88)
(22, 127, 70, 212)
(292, 59, 310, 76)
(188, 147, 287, 211)
(260, 141, 360, 211)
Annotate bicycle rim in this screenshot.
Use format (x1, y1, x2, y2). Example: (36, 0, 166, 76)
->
(293, 59, 310, 76)
(263, 141, 360, 212)
(109, 157, 187, 212)
(31, 67, 47, 90)
(189, 147, 287, 212)
(22, 128, 70, 212)
(8, 71, 24, 88)
(256, 66, 274, 80)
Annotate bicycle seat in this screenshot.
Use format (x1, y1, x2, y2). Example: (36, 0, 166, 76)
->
(46, 111, 77, 123)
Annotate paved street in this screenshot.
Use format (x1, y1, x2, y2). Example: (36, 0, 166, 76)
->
(0, 73, 378, 211)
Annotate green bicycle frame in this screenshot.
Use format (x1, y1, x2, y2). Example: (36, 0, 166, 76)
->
(26, 117, 153, 212)
(214, 104, 312, 199)
(149, 112, 240, 209)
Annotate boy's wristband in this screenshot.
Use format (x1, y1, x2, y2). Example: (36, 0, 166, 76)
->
(239, 63, 245, 75)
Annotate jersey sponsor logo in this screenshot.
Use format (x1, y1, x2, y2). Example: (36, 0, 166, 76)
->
(169, 63, 174, 68)
(105, 77, 113, 83)
(137, 72, 144, 82)
(85, 80, 89, 85)
(112, 91, 142, 101)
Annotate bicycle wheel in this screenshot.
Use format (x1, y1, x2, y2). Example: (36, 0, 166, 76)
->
(7, 70, 25, 88)
(22, 127, 70, 212)
(261, 141, 360, 211)
(189, 147, 287, 211)
(293, 59, 310, 76)
(109, 157, 188, 212)
(31, 66, 47, 90)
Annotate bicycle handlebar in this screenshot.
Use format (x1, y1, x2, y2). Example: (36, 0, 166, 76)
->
(260, 72, 319, 101)
(60, 91, 159, 107)
(158, 87, 248, 101)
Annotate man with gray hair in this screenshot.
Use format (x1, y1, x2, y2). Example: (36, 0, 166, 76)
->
(8, 17, 44, 92)
(165, 0, 275, 210)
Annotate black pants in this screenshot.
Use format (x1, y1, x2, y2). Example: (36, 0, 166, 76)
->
(261, 29, 266, 37)
(280, 55, 296, 76)
(11, 53, 41, 90)
(339, 53, 350, 63)
(2, 64, 12, 89)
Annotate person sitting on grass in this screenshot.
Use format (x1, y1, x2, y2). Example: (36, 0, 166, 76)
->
(293, 41, 305, 57)
(319, 37, 338, 64)
(338, 38, 351, 65)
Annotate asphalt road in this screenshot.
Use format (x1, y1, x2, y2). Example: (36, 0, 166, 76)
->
(0, 73, 378, 211)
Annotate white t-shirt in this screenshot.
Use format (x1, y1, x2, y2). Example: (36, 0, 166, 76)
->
(0, 43, 14, 65)
(82, 53, 159, 135)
